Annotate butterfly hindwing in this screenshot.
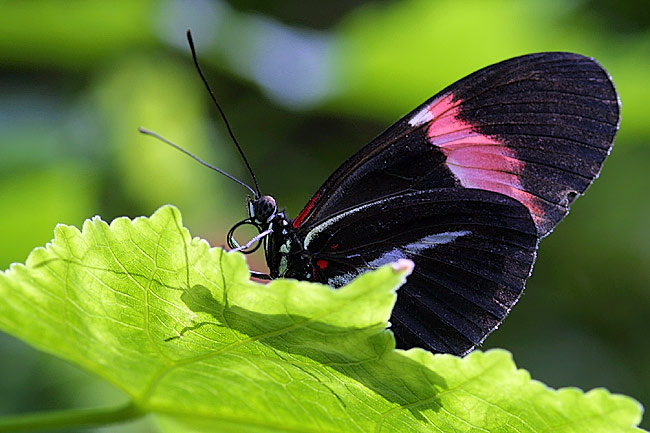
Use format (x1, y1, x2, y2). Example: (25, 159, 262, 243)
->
(294, 188, 538, 355)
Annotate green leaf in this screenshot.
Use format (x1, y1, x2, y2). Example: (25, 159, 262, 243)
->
(0, 206, 644, 432)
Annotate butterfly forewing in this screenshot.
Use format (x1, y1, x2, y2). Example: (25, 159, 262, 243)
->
(271, 52, 619, 356)
(293, 52, 619, 237)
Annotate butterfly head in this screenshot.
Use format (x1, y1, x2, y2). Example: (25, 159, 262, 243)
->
(248, 195, 277, 225)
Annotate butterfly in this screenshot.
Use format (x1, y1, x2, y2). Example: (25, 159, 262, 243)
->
(143, 34, 620, 356)
(239, 52, 619, 356)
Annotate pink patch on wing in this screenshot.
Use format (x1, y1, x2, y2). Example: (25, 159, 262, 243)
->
(293, 192, 320, 228)
(421, 93, 545, 228)
(427, 93, 462, 118)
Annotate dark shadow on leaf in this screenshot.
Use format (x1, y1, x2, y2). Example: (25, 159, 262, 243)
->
(174, 284, 445, 419)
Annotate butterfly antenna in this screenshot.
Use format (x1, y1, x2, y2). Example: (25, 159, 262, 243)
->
(186, 29, 262, 198)
(138, 127, 258, 197)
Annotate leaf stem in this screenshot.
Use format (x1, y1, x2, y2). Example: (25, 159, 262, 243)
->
(0, 401, 143, 432)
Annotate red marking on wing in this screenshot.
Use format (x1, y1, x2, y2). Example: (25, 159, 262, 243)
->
(293, 192, 320, 228)
(422, 93, 545, 228)
(330, 243, 339, 250)
(316, 259, 329, 270)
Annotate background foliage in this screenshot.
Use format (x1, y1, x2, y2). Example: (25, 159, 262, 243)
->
(0, 0, 648, 431)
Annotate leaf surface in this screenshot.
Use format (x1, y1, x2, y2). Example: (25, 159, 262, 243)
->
(0, 206, 644, 432)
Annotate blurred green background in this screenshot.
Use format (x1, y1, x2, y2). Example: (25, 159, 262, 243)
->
(1, 0, 648, 431)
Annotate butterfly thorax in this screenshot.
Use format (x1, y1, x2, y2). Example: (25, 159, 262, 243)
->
(264, 212, 314, 280)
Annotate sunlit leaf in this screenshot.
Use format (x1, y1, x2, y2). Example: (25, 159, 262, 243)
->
(0, 206, 644, 432)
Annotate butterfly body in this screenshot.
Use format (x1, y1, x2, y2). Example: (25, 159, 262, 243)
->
(239, 52, 619, 356)
(265, 211, 310, 280)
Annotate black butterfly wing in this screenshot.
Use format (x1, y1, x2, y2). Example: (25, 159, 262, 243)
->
(296, 188, 538, 355)
(292, 52, 619, 237)
(285, 52, 619, 355)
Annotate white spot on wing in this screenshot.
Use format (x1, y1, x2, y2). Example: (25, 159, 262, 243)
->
(325, 231, 468, 288)
(303, 200, 383, 249)
(368, 230, 471, 267)
(368, 249, 403, 267)
(405, 231, 471, 252)
(408, 105, 434, 127)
